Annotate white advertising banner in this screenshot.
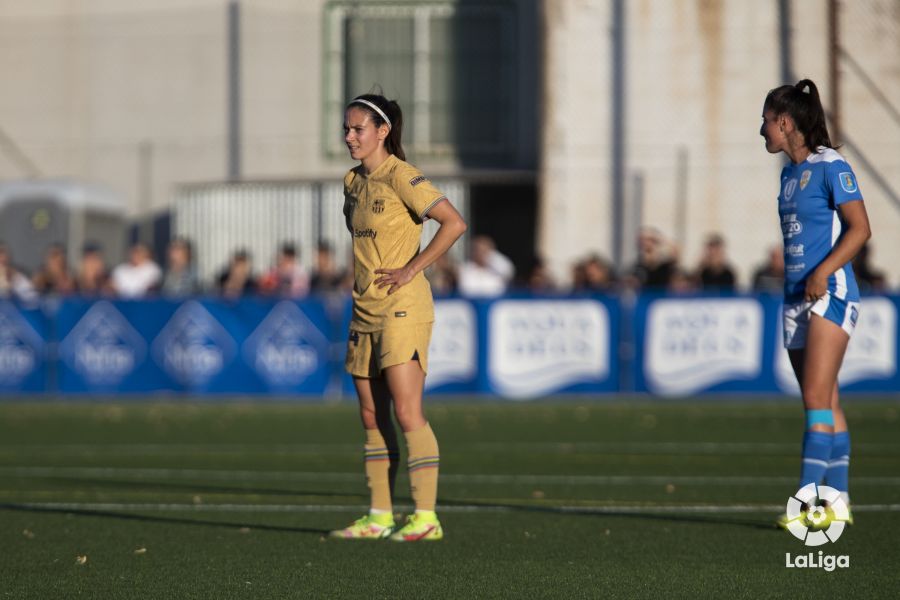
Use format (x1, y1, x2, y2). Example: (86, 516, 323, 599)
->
(645, 298, 763, 396)
(426, 299, 477, 390)
(776, 296, 898, 393)
(487, 299, 610, 399)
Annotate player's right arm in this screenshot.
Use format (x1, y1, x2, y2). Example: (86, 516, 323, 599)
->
(374, 198, 467, 295)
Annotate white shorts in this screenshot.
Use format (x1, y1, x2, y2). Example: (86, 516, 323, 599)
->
(782, 292, 860, 350)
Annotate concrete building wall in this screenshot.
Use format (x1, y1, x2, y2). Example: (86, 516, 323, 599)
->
(1, 0, 897, 286)
(0, 0, 538, 205)
(0, 0, 232, 215)
(833, 0, 900, 285)
(625, 0, 783, 285)
(0, 0, 371, 217)
(539, 0, 900, 288)
(538, 0, 615, 282)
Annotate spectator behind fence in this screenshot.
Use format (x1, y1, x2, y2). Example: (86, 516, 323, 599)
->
(425, 253, 458, 296)
(258, 242, 310, 298)
(752, 245, 785, 294)
(110, 242, 162, 299)
(669, 267, 699, 295)
(75, 243, 110, 296)
(457, 235, 514, 297)
(0, 242, 37, 301)
(310, 241, 348, 294)
(525, 255, 556, 294)
(161, 238, 200, 297)
(696, 233, 737, 291)
(624, 227, 678, 291)
(217, 249, 257, 299)
(852, 242, 887, 294)
(31, 243, 76, 296)
(575, 253, 616, 293)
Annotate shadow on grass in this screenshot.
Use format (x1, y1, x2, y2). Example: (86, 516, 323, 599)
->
(437, 497, 778, 532)
(0, 502, 330, 535)
(2, 481, 777, 535)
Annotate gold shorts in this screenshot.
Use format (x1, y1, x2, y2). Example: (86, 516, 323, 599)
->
(345, 323, 433, 378)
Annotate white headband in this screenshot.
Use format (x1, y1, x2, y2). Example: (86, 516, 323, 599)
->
(349, 98, 392, 129)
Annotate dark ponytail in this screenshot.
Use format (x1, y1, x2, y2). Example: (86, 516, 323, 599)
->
(347, 93, 405, 161)
(763, 79, 834, 152)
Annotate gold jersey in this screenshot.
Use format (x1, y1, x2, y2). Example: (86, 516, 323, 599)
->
(343, 154, 447, 332)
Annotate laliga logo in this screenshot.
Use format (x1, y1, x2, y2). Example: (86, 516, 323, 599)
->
(783, 483, 850, 572)
(783, 483, 849, 546)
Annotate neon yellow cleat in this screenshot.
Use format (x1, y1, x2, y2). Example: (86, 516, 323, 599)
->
(776, 501, 810, 530)
(776, 512, 799, 530)
(776, 502, 853, 530)
(389, 512, 444, 542)
(329, 515, 394, 540)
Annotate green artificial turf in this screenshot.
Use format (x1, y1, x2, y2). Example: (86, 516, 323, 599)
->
(1, 400, 898, 599)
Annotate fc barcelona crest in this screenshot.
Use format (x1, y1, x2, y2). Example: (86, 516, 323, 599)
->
(372, 198, 385, 214)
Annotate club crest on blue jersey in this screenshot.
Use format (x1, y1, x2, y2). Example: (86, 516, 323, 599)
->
(839, 172, 858, 193)
(799, 170, 812, 190)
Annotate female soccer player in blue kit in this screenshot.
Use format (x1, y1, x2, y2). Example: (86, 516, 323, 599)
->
(760, 79, 871, 521)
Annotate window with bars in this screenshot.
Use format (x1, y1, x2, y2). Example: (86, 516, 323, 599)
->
(324, 1, 518, 161)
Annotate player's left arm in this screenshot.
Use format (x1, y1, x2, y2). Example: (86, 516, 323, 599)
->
(804, 199, 871, 302)
(375, 199, 467, 295)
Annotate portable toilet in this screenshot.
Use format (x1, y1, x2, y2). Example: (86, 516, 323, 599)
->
(0, 179, 127, 273)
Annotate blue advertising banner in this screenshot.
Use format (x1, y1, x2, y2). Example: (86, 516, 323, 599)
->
(57, 299, 170, 393)
(0, 301, 48, 393)
(1, 294, 897, 398)
(55, 298, 333, 395)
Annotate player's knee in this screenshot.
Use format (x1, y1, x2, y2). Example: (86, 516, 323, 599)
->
(393, 402, 425, 431)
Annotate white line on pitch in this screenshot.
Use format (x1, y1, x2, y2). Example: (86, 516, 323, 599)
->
(6, 501, 900, 515)
(1, 441, 897, 455)
(3, 466, 900, 486)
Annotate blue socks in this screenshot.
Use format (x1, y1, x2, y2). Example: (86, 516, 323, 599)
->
(825, 431, 851, 494)
(798, 410, 850, 501)
(799, 430, 833, 487)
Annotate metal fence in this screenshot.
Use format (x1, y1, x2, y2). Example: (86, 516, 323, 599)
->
(173, 179, 469, 287)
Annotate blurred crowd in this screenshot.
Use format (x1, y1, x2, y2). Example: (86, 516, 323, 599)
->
(424, 228, 889, 298)
(0, 228, 890, 302)
(0, 239, 353, 302)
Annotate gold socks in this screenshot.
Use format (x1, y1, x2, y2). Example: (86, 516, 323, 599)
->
(404, 422, 440, 511)
(364, 428, 398, 512)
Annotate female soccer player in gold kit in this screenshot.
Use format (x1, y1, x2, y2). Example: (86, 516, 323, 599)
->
(329, 93, 467, 541)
